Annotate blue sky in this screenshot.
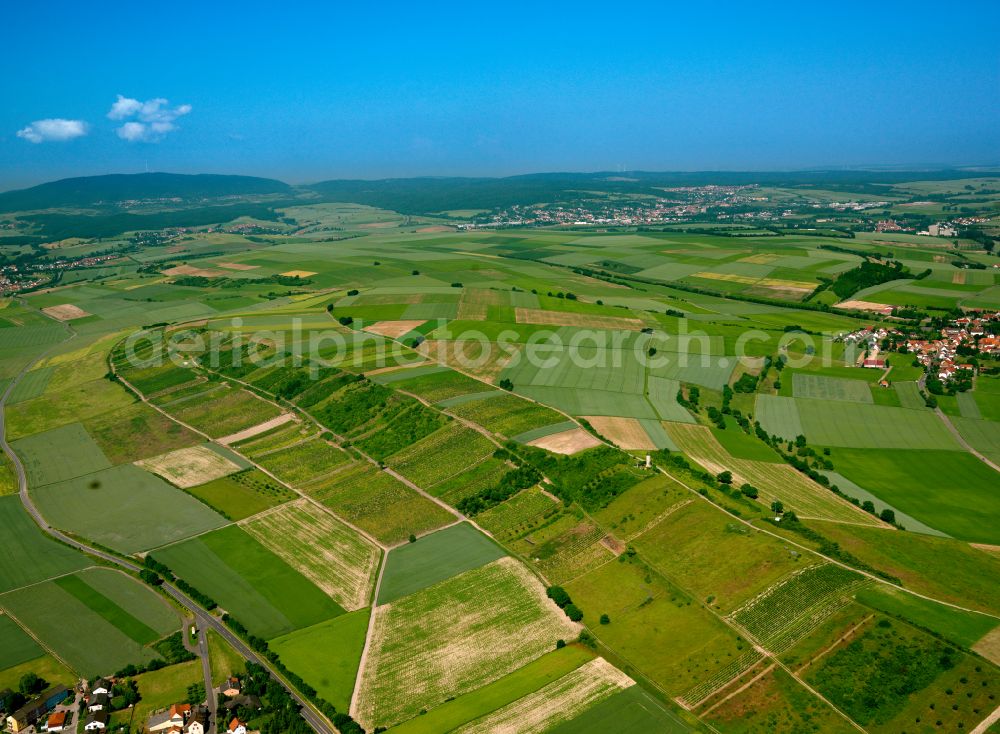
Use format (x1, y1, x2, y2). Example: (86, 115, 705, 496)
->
(2, 0, 998, 188)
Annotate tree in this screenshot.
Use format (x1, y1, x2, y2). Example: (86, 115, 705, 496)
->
(325, 303, 334, 313)
(412, 269, 420, 275)
(599, 613, 610, 625)
(879, 508, 896, 524)
(498, 378, 513, 391)
(771, 500, 784, 514)
(546, 586, 571, 608)
(717, 471, 733, 485)
(408, 533, 417, 543)
(18, 672, 43, 696)
(740, 483, 759, 499)
(862, 500, 876, 514)
(564, 603, 583, 622)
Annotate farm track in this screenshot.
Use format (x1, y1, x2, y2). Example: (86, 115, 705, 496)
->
(697, 662, 776, 716)
(94, 312, 999, 732)
(795, 613, 874, 673)
(919, 374, 1000, 473)
(0, 324, 340, 734)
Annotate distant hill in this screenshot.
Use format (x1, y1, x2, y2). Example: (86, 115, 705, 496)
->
(305, 169, 1000, 215)
(4, 168, 998, 218)
(0, 172, 293, 213)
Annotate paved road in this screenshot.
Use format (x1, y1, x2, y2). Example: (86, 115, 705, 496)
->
(0, 343, 337, 734)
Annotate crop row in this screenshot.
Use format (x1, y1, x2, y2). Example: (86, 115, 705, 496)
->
(730, 564, 866, 649)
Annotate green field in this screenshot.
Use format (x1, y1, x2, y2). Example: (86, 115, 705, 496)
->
(377, 522, 506, 604)
(703, 667, 854, 734)
(566, 555, 749, 699)
(12, 422, 111, 487)
(83, 402, 202, 464)
(829, 448, 1000, 543)
(385, 423, 495, 489)
(0, 613, 43, 668)
(805, 615, 995, 732)
(0, 495, 88, 594)
(757, 395, 962, 450)
(0, 569, 179, 676)
(270, 609, 369, 711)
(32, 464, 229, 554)
(168, 385, 285, 438)
(634, 500, 814, 614)
(792, 372, 873, 403)
(810, 520, 1000, 617)
(855, 585, 998, 650)
(254, 436, 353, 486)
(185, 469, 295, 520)
(5, 376, 136, 440)
(666, 423, 876, 525)
(549, 684, 693, 734)
(305, 461, 455, 545)
(153, 524, 344, 639)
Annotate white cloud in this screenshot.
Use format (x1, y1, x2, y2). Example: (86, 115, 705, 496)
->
(107, 94, 143, 120)
(16, 118, 88, 143)
(116, 121, 148, 142)
(108, 95, 191, 142)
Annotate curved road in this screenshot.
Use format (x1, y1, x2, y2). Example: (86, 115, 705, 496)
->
(0, 342, 337, 734)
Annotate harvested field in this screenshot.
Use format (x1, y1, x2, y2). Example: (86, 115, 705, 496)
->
(242, 499, 380, 610)
(41, 303, 90, 321)
(453, 658, 633, 734)
(583, 416, 655, 450)
(136, 444, 243, 488)
(162, 264, 227, 277)
(665, 423, 879, 525)
(216, 262, 259, 271)
(527, 427, 602, 455)
(514, 308, 643, 331)
(834, 299, 894, 315)
(691, 271, 814, 292)
(354, 557, 579, 730)
(418, 339, 519, 381)
(280, 270, 318, 277)
(973, 625, 1000, 665)
(217, 413, 296, 445)
(363, 320, 428, 338)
